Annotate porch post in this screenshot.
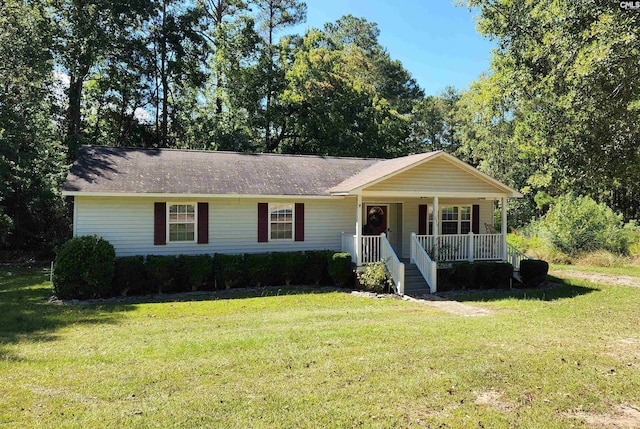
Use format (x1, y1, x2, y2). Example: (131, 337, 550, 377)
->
(501, 197, 508, 261)
(433, 196, 439, 262)
(356, 193, 363, 265)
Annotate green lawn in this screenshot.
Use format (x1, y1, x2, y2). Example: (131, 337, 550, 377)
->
(1, 267, 640, 428)
(550, 263, 640, 278)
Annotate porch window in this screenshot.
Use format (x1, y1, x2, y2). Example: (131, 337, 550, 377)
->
(168, 204, 196, 242)
(269, 203, 294, 240)
(441, 205, 471, 235)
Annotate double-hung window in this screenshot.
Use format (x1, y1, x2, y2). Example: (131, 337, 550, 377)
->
(168, 204, 196, 242)
(269, 203, 294, 240)
(441, 205, 471, 235)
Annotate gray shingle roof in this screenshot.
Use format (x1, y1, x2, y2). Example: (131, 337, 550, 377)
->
(62, 146, 380, 196)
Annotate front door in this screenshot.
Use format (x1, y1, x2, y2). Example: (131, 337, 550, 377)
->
(363, 205, 387, 236)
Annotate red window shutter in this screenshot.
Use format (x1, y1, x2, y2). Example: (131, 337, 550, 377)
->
(197, 202, 209, 244)
(418, 204, 427, 235)
(295, 203, 304, 242)
(258, 203, 268, 242)
(154, 202, 166, 245)
(472, 204, 480, 234)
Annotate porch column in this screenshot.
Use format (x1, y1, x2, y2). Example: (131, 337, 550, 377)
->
(356, 193, 363, 265)
(501, 197, 508, 261)
(433, 196, 439, 261)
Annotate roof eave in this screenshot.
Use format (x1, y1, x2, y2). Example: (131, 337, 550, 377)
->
(62, 191, 342, 199)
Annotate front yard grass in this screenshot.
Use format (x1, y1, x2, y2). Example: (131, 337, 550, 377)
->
(550, 263, 640, 278)
(1, 266, 640, 428)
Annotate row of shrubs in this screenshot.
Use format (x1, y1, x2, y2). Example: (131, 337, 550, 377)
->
(52, 236, 549, 299)
(52, 236, 354, 299)
(436, 259, 549, 291)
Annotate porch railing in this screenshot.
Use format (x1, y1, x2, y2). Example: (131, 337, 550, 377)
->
(380, 233, 404, 295)
(341, 232, 357, 263)
(507, 243, 530, 271)
(361, 235, 382, 264)
(416, 233, 504, 262)
(411, 233, 437, 293)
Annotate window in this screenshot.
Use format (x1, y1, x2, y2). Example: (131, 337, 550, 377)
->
(441, 205, 471, 235)
(269, 203, 293, 240)
(168, 204, 196, 242)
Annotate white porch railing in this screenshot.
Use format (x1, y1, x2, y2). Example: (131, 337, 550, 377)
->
(416, 233, 503, 262)
(507, 243, 530, 271)
(361, 235, 382, 264)
(341, 232, 357, 263)
(411, 233, 437, 293)
(380, 233, 404, 295)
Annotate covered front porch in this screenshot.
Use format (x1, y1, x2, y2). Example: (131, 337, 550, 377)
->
(340, 195, 522, 294)
(329, 150, 524, 295)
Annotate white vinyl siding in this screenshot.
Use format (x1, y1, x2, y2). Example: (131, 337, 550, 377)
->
(73, 195, 497, 260)
(365, 157, 503, 194)
(74, 196, 355, 257)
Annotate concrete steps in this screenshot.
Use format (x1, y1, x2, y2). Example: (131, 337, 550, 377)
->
(403, 263, 430, 296)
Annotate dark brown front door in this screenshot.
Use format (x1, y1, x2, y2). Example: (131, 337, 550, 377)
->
(363, 205, 387, 236)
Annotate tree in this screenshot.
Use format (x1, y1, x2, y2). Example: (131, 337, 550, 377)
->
(146, 0, 208, 147)
(253, 0, 307, 152)
(0, 0, 68, 250)
(409, 87, 461, 153)
(462, 0, 640, 220)
(278, 27, 411, 157)
(324, 15, 423, 115)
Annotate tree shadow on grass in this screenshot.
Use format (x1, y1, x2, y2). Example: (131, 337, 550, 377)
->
(434, 275, 599, 303)
(0, 267, 135, 361)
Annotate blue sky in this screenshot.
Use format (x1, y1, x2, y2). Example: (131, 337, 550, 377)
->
(289, 0, 495, 96)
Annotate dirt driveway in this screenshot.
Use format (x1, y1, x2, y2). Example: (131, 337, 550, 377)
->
(550, 270, 640, 288)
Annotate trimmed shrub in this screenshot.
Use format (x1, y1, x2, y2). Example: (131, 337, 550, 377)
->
(213, 253, 245, 289)
(447, 262, 475, 290)
(328, 253, 353, 287)
(244, 253, 273, 287)
(440, 261, 514, 291)
(494, 262, 515, 288)
(113, 256, 150, 296)
(177, 254, 214, 291)
(53, 235, 116, 299)
(145, 255, 179, 293)
(271, 251, 305, 285)
(519, 259, 549, 288)
(358, 262, 391, 293)
(304, 250, 333, 286)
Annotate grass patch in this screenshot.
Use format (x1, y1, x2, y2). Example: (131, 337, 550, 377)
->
(1, 267, 640, 427)
(550, 263, 640, 278)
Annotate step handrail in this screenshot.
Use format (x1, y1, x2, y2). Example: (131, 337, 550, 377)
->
(410, 233, 437, 293)
(380, 233, 404, 295)
(507, 243, 530, 271)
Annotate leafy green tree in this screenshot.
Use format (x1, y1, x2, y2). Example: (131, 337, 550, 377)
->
(0, 0, 68, 251)
(409, 87, 461, 153)
(462, 0, 640, 220)
(279, 28, 410, 157)
(253, 0, 307, 152)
